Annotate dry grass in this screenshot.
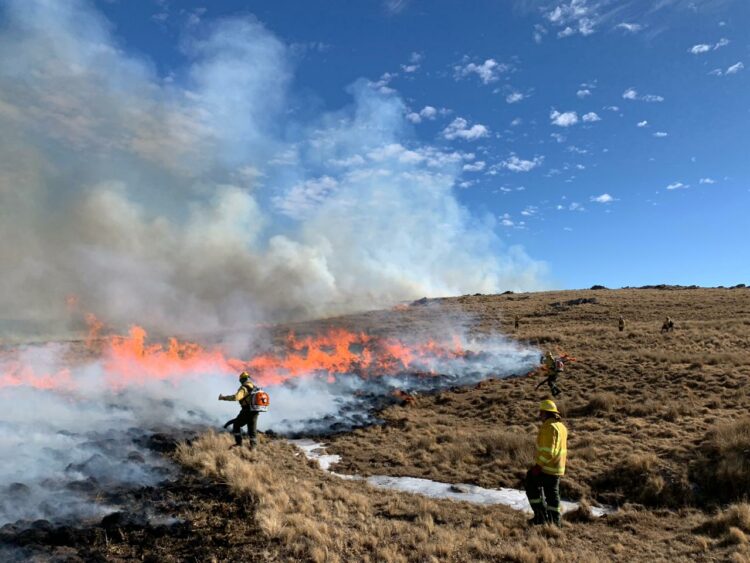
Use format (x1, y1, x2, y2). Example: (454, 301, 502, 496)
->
(175, 430, 741, 562)
(326, 288, 750, 510)
(692, 417, 750, 505)
(169, 287, 750, 561)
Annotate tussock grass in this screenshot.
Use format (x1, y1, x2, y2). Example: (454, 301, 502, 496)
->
(692, 418, 750, 504)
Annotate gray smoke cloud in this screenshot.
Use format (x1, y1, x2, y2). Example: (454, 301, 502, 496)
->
(0, 0, 546, 339)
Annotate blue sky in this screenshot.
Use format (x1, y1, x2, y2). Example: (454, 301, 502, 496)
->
(90, 0, 749, 289)
(1, 0, 749, 333)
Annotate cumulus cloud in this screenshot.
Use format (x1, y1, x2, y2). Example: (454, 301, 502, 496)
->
(0, 0, 546, 338)
(406, 105, 438, 123)
(637, 120, 648, 127)
(550, 109, 579, 127)
(590, 193, 613, 203)
(545, 0, 596, 38)
(506, 92, 525, 104)
(497, 154, 544, 173)
(577, 89, 591, 98)
(582, 112, 601, 122)
(462, 160, 486, 172)
(454, 58, 509, 84)
(401, 51, 423, 73)
(622, 88, 664, 102)
(442, 117, 490, 140)
(699, 177, 716, 184)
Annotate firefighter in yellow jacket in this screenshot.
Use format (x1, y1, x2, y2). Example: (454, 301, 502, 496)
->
(525, 399, 568, 526)
(219, 371, 261, 449)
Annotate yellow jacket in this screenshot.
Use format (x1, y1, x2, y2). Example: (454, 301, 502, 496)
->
(535, 417, 567, 476)
(221, 383, 255, 408)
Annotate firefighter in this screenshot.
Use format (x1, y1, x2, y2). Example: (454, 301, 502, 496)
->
(618, 315, 625, 332)
(514, 315, 520, 330)
(661, 316, 674, 333)
(219, 371, 261, 449)
(535, 351, 563, 396)
(525, 399, 568, 526)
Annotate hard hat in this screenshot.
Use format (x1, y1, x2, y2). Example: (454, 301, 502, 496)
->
(539, 399, 559, 414)
(239, 371, 250, 381)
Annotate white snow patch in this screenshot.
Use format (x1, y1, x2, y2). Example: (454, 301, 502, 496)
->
(291, 440, 612, 517)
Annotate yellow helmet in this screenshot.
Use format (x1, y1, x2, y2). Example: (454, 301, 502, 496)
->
(239, 371, 250, 382)
(539, 399, 559, 414)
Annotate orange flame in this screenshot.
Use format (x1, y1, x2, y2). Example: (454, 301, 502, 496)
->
(1, 317, 466, 392)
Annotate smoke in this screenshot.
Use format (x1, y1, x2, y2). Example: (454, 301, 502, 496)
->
(0, 332, 539, 526)
(0, 0, 546, 339)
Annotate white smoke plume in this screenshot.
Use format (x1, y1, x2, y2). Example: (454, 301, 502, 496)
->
(0, 335, 539, 525)
(0, 0, 546, 340)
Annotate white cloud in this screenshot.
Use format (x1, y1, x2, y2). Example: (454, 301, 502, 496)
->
(582, 112, 601, 122)
(604, 105, 620, 112)
(533, 24, 548, 43)
(653, 131, 668, 138)
(506, 92, 525, 104)
(454, 58, 509, 84)
(545, 0, 597, 38)
(591, 193, 613, 203)
(622, 88, 664, 102)
(699, 177, 716, 184)
(462, 160, 486, 172)
(510, 117, 522, 127)
(577, 89, 591, 98)
(498, 154, 544, 173)
(550, 132, 566, 143)
(726, 62, 744, 75)
(615, 22, 642, 33)
(369, 72, 397, 94)
(441, 117, 489, 141)
(406, 105, 438, 123)
(520, 205, 538, 217)
(689, 38, 730, 54)
(637, 120, 648, 127)
(499, 213, 514, 227)
(550, 109, 579, 127)
(666, 182, 687, 190)
(401, 64, 419, 73)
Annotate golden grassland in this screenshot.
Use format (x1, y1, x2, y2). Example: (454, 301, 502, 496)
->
(174, 287, 750, 562)
(177, 432, 750, 562)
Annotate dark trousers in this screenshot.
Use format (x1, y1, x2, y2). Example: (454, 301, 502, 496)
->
(525, 469, 561, 525)
(225, 407, 258, 447)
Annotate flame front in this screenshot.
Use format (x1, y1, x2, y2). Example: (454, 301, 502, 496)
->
(1, 316, 468, 392)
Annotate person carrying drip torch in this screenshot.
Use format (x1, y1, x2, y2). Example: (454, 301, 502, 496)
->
(219, 371, 266, 450)
(525, 399, 568, 527)
(535, 351, 566, 397)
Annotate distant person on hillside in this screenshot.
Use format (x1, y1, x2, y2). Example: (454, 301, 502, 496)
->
(525, 400, 568, 526)
(514, 315, 520, 330)
(618, 316, 625, 332)
(535, 351, 564, 397)
(219, 371, 269, 450)
(661, 316, 674, 333)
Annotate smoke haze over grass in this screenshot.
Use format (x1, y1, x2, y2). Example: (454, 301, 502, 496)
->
(0, 0, 546, 339)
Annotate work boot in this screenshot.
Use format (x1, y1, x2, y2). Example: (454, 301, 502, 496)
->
(528, 505, 547, 526)
(230, 433, 242, 449)
(546, 508, 562, 527)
